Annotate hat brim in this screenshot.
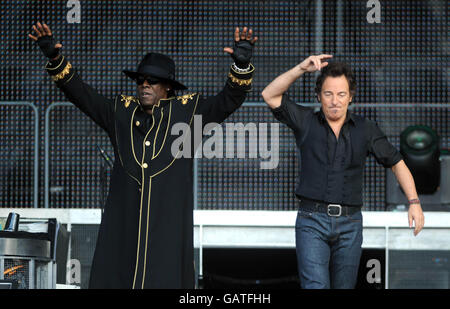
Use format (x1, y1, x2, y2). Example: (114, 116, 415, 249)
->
(123, 70, 188, 90)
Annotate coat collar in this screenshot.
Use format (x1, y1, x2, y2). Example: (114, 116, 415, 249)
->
(137, 96, 174, 112)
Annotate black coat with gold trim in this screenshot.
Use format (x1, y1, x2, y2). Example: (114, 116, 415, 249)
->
(45, 56, 254, 288)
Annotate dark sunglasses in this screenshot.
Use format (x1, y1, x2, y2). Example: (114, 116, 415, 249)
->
(136, 76, 161, 86)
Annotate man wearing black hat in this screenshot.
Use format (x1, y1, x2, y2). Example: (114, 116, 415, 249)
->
(29, 22, 257, 289)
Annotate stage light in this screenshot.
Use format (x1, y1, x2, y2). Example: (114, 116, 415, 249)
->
(400, 125, 440, 194)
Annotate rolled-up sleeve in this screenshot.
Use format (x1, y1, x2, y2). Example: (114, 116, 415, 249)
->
(270, 94, 312, 132)
(367, 120, 403, 168)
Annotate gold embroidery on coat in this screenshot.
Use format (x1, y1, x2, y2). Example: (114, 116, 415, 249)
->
(121, 95, 137, 108)
(178, 93, 196, 105)
(52, 62, 72, 81)
(228, 73, 252, 86)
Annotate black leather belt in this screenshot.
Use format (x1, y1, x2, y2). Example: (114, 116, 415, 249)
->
(298, 198, 360, 217)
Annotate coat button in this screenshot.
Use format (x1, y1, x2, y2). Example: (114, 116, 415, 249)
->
(145, 141, 151, 146)
(142, 163, 148, 168)
(136, 121, 140, 126)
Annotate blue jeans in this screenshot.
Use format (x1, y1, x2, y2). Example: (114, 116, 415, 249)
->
(295, 208, 363, 289)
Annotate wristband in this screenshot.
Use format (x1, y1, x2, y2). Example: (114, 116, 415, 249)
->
(230, 40, 253, 69)
(231, 63, 252, 73)
(408, 198, 420, 205)
(36, 35, 61, 59)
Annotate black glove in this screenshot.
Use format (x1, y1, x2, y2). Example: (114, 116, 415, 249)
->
(36, 35, 61, 59)
(230, 40, 254, 69)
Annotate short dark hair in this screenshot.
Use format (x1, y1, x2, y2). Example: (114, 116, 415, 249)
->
(315, 61, 356, 96)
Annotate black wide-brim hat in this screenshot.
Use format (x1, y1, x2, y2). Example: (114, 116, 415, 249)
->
(123, 52, 187, 90)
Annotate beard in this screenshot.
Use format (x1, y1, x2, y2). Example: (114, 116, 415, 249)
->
(325, 107, 346, 121)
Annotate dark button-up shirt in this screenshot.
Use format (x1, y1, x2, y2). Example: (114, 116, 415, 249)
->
(319, 110, 353, 203)
(272, 95, 403, 206)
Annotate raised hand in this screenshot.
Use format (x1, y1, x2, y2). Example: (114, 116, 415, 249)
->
(223, 27, 258, 69)
(299, 54, 333, 73)
(28, 22, 62, 60)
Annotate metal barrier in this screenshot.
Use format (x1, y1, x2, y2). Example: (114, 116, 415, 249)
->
(0, 102, 39, 208)
(44, 102, 449, 210)
(44, 102, 112, 209)
(44, 103, 74, 209)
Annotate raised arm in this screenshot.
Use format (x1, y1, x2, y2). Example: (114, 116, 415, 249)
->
(196, 27, 257, 126)
(261, 54, 333, 109)
(28, 22, 114, 133)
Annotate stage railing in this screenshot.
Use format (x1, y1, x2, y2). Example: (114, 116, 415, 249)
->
(44, 102, 77, 209)
(42, 102, 449, 210)
(0, 101, 447, 209)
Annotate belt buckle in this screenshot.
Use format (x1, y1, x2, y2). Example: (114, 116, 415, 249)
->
(327, 204, 342, 217)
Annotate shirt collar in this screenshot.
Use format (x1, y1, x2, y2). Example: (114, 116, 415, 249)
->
(318, 108, 356, 126)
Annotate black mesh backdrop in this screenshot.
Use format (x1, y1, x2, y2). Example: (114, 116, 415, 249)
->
(197, 106, 299, 210)
(0, 104, 36, 208)
(47, 105, 111, 208)
(0, 0, 448, 210)
(70, 224, 99, 289)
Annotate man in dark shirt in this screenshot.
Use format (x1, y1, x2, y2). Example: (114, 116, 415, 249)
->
(262, 54, 424, 289)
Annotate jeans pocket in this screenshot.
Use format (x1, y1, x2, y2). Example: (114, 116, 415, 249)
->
(297, 209, 314, 218)
(348, 211, 362, 223)
(296, 209, 314, 230)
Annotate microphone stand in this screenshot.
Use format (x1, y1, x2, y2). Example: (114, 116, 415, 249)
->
(100, 161, 106, 217)
(97, 145, 113, 218)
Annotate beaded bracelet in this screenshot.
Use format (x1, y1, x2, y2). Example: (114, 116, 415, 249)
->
(231, 63, 252, 73)
(408, 198, 420, 205)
